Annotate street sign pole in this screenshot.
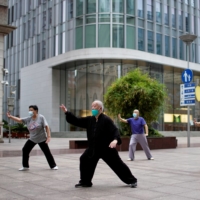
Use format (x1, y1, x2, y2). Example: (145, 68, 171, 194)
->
(187, 44, 190, 147)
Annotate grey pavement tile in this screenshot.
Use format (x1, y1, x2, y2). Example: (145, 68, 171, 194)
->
(0, 188, 29, 200)
(150, 185, 195, 195)
(123, 188, 168, 200)
(90, 194, 141, 200)
(153, 194, 197, 200)
(178, 190, 200, 200)
(172, 180, 200, 190)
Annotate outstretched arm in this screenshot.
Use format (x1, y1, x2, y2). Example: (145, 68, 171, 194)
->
(118, 114, 128, 123)
(7, 112, 23, 123)
(144, 124, 148, 136)
(60, 104, 88, 129)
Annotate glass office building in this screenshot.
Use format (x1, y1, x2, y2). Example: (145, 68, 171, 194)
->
(4, 0, 200, 132)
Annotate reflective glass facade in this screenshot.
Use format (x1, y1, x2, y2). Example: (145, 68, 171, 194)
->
(4, 0, 200, 132)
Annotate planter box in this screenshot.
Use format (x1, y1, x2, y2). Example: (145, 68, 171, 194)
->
(116, 136, 177, 151)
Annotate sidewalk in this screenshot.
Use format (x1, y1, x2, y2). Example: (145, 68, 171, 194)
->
(0, 137, 200, 200)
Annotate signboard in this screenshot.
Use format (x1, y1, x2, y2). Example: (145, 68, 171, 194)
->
(181, 69, 193, 83)
(180, 82, 195, 106)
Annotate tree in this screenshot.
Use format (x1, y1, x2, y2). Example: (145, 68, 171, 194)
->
(104, 68, 168, 136)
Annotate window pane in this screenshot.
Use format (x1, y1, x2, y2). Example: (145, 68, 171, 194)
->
(126, 26, 135, 49)
(179, 10, 183, 30)
(171, 8, 176, 28)
(180, 40, 184, 60)
(165, 35, 170, 56)
(185, 13, 189, 32)
(138, 0, 144, 18)
(99, 24, 110, 47)
(113, 24, 124, 48)
(156, 33, 162, 55)
(148, 31, 153, 53)
(138, 28, 144, 51)
(99, 0, 110, 12)
(113, 14, 124, 23)
(86, 0, 96, 14)
(156, 2, 162, 23)
(126, 16, 135, 25)
(147, 0, 153, 21)
(86, 15, 96, 24)
(76, 17, 83, 26)
(99, 14, 110, 22)
(76, 0, 83, 16)
(172, 38, 177, 58)
(164, 5, 169, 25)
(76, 26, 83, 49)
(127, 0, 134, 15)
(85, 25, 96, 48)
(113, 0, 124, 13)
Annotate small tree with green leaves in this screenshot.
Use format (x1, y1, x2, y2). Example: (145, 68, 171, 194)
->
(104, 68, 168, 137)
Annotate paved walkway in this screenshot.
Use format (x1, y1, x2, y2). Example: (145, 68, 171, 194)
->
(0, 137, 200, 200)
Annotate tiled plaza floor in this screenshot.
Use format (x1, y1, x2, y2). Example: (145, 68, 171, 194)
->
(0, 137, 200, 200)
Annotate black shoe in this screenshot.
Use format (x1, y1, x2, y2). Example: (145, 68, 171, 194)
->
(75, 183, 92, 188)
(130, 182, 137, 188)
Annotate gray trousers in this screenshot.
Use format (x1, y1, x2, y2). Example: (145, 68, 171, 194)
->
(129, 134, 152, 160)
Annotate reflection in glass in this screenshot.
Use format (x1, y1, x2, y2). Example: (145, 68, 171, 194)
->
(113, 24, 124, 48)
(126, 0, 134, 15)
(156, 2, 161, 23)
(171, 8, 176, 28)
(76, 17, 83, 26)
(164, 5, 169, 25)
(76, 0, 83, 16)
(86, 15, 96, 24)
(172, 38, 177, 58)
(126, 26, 135, 49)
(113, 14, 124, 23)
(113, 0, 124, 13)
(86, 0, 96, 14)
(126, 16, 135, 25)
(156, 33, 162, 55)
(137, 0, 144, 18)
(76, 26, 83, 49)
(147, 0, 153, 21)
(98, 24, 110, 47)
(165, 36, 170, 57)
(185, 13, 189, 32)
(85, 25, 96, 48)
(99, 0, 110, 12)
(179, 10, 183, 30)
(148, 31, 154, 53)
(99, 14, 110, 22)
(180, 40, 184, 60)
(138, 28, 144, 51)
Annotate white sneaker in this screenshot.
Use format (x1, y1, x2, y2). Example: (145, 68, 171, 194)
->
(148, 157, 154, 160)
(127, 158, 133, 161)
(19, 167, 29, 171)
(51, 166, 58, 170)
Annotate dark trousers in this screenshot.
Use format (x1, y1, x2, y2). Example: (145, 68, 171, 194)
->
(79, 148, 137, 185)
(22, 139, 56, 168)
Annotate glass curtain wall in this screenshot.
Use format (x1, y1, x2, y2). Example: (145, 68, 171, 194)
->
(59, 59, 200, 132)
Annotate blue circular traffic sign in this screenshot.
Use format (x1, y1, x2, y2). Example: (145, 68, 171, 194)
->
(181, 69, 193, 83)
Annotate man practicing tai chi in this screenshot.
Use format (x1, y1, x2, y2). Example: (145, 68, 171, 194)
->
(60, 100, 137, 188)
(118, 109, 154, 161)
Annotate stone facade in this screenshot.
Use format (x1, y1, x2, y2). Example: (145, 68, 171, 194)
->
(0, 6, 8, 25)
(0, 0, 7, 7)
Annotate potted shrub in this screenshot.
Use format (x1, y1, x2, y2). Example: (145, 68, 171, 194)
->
(104, 69, 177, 151)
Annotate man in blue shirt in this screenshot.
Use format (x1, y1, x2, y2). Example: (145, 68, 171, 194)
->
(118, 109, 154, 161)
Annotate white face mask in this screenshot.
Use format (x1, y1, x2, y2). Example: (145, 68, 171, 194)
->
(28, 111, 33, 117)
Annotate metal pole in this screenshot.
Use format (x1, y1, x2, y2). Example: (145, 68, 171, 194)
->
(8, 118, 11, 143)
(187, 44, 190, 147)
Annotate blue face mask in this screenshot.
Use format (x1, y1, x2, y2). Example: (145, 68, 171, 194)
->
(133, 113, 137, 118)
(28, 111, 33, 117)
(92, 109, 99, 116)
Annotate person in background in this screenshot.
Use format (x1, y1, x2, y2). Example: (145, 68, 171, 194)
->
(118, 109, 154, 161)
(7, 105, 58, 171)
(60, 100, 137, 188)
